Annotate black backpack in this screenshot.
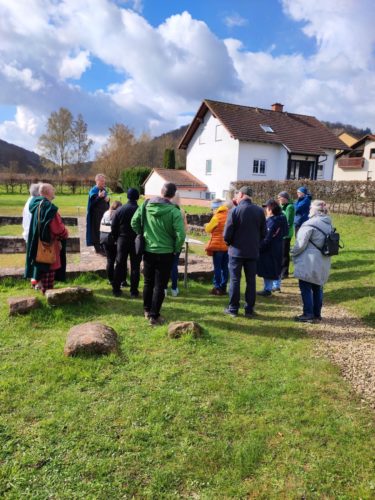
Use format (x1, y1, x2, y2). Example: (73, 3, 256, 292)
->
(309, 225, 343, 256)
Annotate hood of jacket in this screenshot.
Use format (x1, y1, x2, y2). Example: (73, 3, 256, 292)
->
(147, 197, 180, 217)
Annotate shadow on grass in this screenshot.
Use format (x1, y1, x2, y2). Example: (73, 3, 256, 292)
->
(328, 269, 371, 283)
(324, 286, 375, 304)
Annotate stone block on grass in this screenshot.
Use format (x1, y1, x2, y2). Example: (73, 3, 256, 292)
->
(64, 321, 119, 356)
(7, 296, 41, 316)
(168, 321, 203, 339)
(45, 286, 93, 306)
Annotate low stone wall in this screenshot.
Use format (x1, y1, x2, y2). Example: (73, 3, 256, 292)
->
(186, 213, 211, 226)
(0, 216, 78, 226)
(0, 237, 80, 254)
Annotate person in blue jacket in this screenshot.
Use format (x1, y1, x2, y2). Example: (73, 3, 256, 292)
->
(257, 199, 288, 296)
(294, 186, 311, 235)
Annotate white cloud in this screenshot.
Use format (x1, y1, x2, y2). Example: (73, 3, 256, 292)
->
(223, 13, 248, 28)
(59, 51, 91, 80)
(0, 0, 374, 154)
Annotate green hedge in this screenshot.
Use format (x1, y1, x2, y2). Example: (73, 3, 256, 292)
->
(120, 167, 151, 195)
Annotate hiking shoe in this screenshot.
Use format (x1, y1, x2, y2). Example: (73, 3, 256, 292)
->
(244, 310, 257, 318)
(294, 314, 314, 323)
(314, 315, 322, 322)
(112, 289, 122, 297)
(171, 288, 179, 297)
(149, 316, 165, 326)
(223, 308, 238, 318)
(257, 290, 272, 297)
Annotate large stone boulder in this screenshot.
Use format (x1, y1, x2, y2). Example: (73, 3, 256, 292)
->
(45, 286, 93, 306)
(7, 296, 41, 316)
(168, 321, 203, 339)
(64, 322, 119, 356)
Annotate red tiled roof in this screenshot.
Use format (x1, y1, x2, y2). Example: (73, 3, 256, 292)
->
(179, 99, 349, 155)
(145, 168, 207, 189)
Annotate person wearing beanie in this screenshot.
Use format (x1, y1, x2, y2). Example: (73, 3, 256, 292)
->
(111, 188, 141, 297)
(131, 182, 186, 326)
(294, 186, 311, 235)
(204, 199, 229, 296)
(272, 191, 295, 289)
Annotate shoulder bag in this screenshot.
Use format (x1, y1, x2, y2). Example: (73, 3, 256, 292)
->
(35, 201, 56, 264)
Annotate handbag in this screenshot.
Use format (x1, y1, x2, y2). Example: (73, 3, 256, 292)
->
(35, 201, 56, 265)
(135, 199, 149, 257)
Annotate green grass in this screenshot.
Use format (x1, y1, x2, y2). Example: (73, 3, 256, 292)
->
(0, 271, 375, 497)
(0, 225, 78, 237)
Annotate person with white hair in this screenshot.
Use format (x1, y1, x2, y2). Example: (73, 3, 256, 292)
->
(291, 199, 333, 323)
(22, 182, 42, 241)
(86, 173, 110, 254)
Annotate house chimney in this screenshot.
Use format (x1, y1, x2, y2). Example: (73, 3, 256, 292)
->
(271, 102, 284, 112)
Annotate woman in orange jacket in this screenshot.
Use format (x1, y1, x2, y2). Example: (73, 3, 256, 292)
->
(205, 199, 230, 295)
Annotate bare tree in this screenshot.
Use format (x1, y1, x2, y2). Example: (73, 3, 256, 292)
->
(94, 123, 135, 189)
(38, 108, 93, 178)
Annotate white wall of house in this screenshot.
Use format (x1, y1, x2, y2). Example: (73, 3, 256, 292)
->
(238, 142, 288, 180)
(333, 140, 374, 181)
(318, 150, 336, 180)
(186, 111, 239, 199)
(144, 171, 165, 197)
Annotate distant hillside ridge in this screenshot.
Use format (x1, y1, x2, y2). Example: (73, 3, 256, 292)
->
(0, 138, 44, 173)
(322, 121, 372, 139)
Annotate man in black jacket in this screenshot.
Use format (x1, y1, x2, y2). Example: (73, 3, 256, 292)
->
(111, 188, 140, 297)
(223, 186, 266, 317)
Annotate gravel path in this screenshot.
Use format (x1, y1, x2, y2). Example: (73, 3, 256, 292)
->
(282, 280, 375, 409)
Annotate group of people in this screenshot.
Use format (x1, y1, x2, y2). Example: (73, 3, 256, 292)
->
(204, 185, 331, 322)
(24, 175, 332, 325)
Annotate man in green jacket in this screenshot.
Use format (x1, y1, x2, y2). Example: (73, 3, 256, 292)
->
(131, 182, 186, 326)
(273, 191, 295, 288)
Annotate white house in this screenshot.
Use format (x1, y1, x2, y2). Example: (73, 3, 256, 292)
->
(178, 100, 349, 200)
(143, 167, 208, 205)
(334, 134, 375, 181)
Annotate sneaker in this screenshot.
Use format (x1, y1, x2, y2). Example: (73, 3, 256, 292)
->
(171, 288, 179, 297)
(257, 290, 272, 297)
(294, 314, 314, 323)
(112, 289, 122, 297)
(149, 316, 165, 326)
(244, 310, 257, 318)
(272, 287, 281, 292)
(224, 308, 238, 318)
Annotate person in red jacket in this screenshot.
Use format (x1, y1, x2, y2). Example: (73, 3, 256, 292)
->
(205, 199, 230, 295)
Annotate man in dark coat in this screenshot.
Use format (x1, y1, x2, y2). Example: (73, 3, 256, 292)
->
(111, 188, 141, 297)
(223, 186, 266, 318)
(86, 173, 110, 254)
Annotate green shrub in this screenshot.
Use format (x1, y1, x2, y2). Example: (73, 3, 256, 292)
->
(120, 167, 151, 194)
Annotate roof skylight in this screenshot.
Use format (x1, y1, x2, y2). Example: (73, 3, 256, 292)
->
(260, 124, 274, 133)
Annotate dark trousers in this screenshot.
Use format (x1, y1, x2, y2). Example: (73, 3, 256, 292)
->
(170, 252, 180, 290)
(280, 238, 291, 279)
(298, 279, 323, 318)
(212, 251, 229, 290)
(113, 237, 141, 294)
(228, 256, 257, 314)
(103, 242, 117, 283)
(143, 252, 174, 319)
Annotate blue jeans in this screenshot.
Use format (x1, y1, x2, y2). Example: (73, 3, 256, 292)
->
(212, 251, 229, 290)
(228, 256, 257, 314)
(263, 278, 273, 292)
(298, 280, 323, 318)
(170, 252, 180, 290)
(272, 278, 281, 289)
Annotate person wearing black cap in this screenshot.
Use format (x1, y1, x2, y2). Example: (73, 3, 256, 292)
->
(131, 182, 186, 326)
(223, 186, 266, 317)
(111, 188, 141, 297)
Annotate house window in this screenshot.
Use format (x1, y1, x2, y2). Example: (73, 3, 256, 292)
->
(215, 124, 223, 141)
(205, 192, 216, 200)
(260, 124, 274, 133)
(317, 164, 324, 178)
(253, 159, 266, 175)
(370, 148, 375, 159)
(205, 159, 212, 175)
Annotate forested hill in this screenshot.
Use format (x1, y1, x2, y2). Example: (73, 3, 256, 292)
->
(0, 138, 44, 173)
(322, 121, 372, 139)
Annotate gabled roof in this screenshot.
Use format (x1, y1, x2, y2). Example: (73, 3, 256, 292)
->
(179, 99, 349, 155)
(143, 168, 207, 189)
(336, 134, 375, 159)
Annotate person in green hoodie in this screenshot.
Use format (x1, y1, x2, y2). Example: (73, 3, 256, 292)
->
(131, 182, 186, 326)
(272, 191, 295, 291)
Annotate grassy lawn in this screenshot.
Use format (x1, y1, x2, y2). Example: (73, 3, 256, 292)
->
(0, 201, 374, 497)
(0, 194, 210, 217)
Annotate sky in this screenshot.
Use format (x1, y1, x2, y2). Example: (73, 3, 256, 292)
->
(0, 0, 375, 156)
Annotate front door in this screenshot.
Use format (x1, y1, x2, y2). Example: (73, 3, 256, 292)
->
(287, 160, 316, 180)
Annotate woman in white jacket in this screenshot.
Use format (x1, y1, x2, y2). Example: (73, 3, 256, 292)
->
(291, 200, 333, 323)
